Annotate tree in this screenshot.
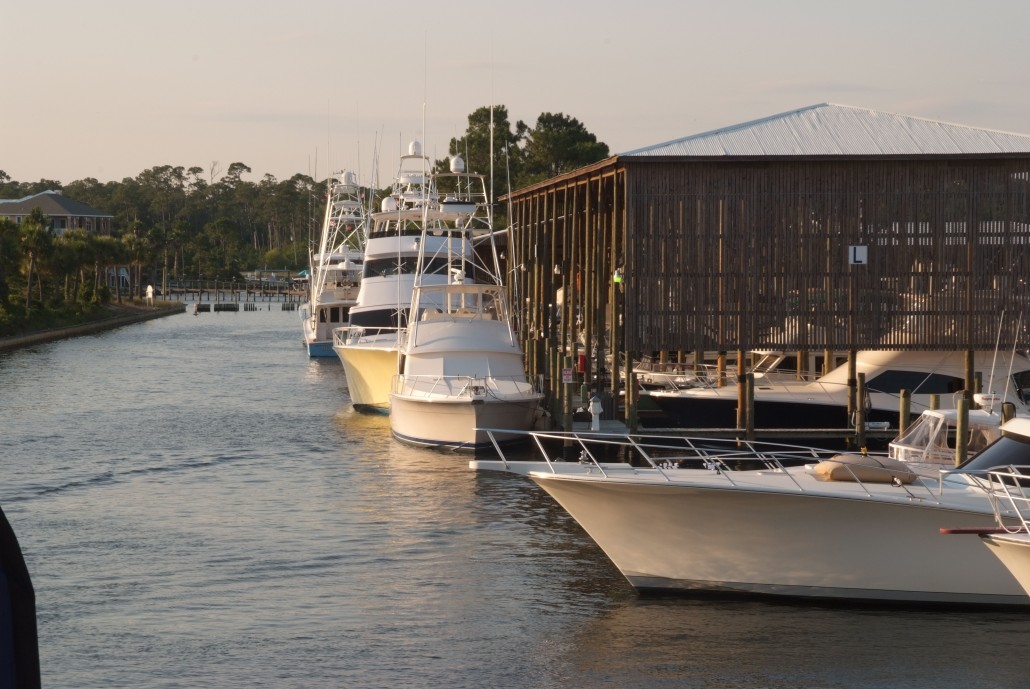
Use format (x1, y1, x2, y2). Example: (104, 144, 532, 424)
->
(435, 105, 526, 203)
(92, 235, 124, 304)
(0, 218, 19, 307)
(54, 230, 91, 303)
(517, 112, 610, 187)
(19, 208, 54, 313)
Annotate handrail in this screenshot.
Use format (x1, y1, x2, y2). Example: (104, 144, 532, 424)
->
(393, 374, 541, 400)
(339, 325, 402, 346)
(480, 428, 949, 502)
(984, 466, 1030, 531)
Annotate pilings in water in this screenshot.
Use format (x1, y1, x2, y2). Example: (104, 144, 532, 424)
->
(171, 279, 304, 304)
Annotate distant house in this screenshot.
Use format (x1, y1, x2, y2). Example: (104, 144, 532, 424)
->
(0, 190, 113, 236)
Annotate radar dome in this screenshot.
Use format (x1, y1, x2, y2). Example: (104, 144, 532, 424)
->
(381, 196, 399, 212)
(408, 140, 422, 156)
(450, 155, 465, 173)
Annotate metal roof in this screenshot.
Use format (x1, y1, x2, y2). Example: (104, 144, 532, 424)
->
(0, 190, 112, 218)
(620, 103, 1030, 157)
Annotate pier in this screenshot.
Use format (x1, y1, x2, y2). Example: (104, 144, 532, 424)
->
(502, 106, 1030, 442)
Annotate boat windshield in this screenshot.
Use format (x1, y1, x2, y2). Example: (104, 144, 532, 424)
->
(952, 431, 1030, 473)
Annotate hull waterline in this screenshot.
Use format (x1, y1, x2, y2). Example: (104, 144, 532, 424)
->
(530, 473, 1028, 606)
(389, 395, 540, 451)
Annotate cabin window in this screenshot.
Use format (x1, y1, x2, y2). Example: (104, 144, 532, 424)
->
(362, 256, 451, 279)
(865, 370, 964, 395)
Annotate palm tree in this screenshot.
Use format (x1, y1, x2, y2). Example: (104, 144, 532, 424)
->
(19, 208, 53, 314)
(0, 218, 19, 308)
(92, 235, 123, 304)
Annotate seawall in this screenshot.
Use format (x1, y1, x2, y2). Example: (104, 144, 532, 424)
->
(0, 303, 186, 353)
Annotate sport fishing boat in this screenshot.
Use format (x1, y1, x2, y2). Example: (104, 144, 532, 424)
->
(475, 420, 1030, 606)
(388, 156, 542, 450)
(300, 170, 367, 357)
(333, 140, 450, 412)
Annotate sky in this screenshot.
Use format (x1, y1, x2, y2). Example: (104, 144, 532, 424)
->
(4, 0, 1030, 187)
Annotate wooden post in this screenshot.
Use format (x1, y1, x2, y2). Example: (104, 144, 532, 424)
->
(855, 372, 867, 450)
(563, 355, 574, 433)
(955, 397, 969, 467)
(745, 372, 755, 441)
(898, 389, 911, 436)
(964, 349, 975, 408)
(846, 351, 858, 424)
(736, 375, 746, 430)
(625, 350, 637, 432)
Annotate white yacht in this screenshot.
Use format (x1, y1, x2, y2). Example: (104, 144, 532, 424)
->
(966, 464, 1030, 596)
(388, 157, 543, 450)
(300, 170, 367, 357)
(333, 141, 450, 412)
(475, 421, 1030, 606)
(645, 349, 1030, 430)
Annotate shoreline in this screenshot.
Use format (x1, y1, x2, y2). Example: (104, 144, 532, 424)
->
(0, 302, 186, 353)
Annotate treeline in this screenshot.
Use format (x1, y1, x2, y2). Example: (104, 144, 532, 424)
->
(0, 106, 608, 335)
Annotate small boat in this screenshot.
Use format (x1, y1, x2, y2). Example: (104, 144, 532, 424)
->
(634, 350, 837, 391)
(474, 419, 1030, 606)
(388, 155, 543, 449)
(300, 170, 367, 357)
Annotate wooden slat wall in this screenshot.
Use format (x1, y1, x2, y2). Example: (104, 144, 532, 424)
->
(620, 158, 1030, 352)
(507, 157, 1030, 396)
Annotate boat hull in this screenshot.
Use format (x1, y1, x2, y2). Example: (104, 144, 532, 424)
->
(645, 394, 902, 429)
(334, 344, 397, 412)
(982, 534, 1030, 597)
(389, 394, 540, 451)
(306, 340, 336, 358)
(529, 473, 1028, 606)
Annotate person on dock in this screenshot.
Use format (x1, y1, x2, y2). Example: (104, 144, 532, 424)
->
(145, 285, 154, 306)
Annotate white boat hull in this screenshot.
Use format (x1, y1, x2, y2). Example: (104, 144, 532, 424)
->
(334, 344, 397, 412)
(530, 471, 1028, 606)
(389, 394, 540, 450)
(983, 534, 1030, 596)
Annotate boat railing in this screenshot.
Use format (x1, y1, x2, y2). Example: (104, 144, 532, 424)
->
(481, 429, 950, 501)
(982, 466, 1030, 531)
(338, 325, 403, 347)
(636, 364, 827, 392)
(485, 428, 831, 478)
(393, 374, 540, 400)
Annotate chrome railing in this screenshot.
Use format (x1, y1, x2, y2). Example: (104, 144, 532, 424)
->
(393, 374, 541, 400)
(984, 466, 1030, 532)
(480, 428, 949, 503)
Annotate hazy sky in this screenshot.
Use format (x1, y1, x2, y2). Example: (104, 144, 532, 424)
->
(5, 0, 1030, 187)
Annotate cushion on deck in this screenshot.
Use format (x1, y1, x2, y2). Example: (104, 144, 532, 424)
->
(812, 453, 917, 484)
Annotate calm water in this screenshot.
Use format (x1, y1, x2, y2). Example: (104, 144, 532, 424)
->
(2, 306, 1029, 689)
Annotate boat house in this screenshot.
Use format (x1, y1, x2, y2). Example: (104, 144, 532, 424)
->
(504, 104, 1030, 416)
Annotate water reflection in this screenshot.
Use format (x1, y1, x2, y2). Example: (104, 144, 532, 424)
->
(560, 596, 1030, 688)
